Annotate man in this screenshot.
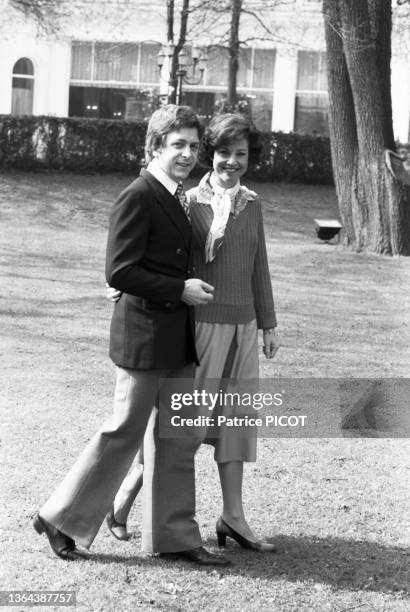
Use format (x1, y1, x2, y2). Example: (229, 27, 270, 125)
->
(33, 105, 229, 566)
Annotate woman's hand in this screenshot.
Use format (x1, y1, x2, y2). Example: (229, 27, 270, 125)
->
(262, 328, 280, 359)
(105, 282, 122, 302)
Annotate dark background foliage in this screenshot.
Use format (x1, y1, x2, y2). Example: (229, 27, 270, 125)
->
(0, 115, 334, 184)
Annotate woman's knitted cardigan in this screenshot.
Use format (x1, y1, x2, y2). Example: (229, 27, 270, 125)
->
(187, 173, 277, 329)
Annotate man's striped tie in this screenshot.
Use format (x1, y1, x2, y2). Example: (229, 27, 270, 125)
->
(175, 182, 190, 223)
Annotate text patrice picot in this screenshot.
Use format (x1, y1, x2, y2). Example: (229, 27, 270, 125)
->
(168, 389, 308, 428)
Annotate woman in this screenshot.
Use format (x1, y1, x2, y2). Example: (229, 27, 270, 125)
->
(107, 113, 280, 551)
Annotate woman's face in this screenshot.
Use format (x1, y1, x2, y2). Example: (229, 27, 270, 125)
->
(212, 137, 249, 188)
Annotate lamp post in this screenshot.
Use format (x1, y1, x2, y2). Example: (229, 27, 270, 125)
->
(157, 42, 208, 105)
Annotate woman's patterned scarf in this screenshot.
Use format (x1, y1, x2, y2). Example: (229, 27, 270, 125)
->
(190, 172, 257, 263)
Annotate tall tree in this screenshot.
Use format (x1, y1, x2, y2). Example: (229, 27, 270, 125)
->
(214, 0, 296, 110)
(323, 0, 410, 255)
(227, 0, 243, 106)
(166, 0, 190, 104)
(162, 0, 219, 103)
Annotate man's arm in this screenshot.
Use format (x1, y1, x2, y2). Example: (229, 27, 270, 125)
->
(105, 187, 185, 308)
(106, 187, 214, 307)
(106, 279, 214, 306)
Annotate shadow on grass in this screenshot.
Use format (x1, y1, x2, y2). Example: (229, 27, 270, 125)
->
(207, 534, 409, 594)
(88, 535, 409, 595)
(89, 553, 156, 566)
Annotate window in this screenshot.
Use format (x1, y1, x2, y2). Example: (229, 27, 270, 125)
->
(253, 49, 276, 89)
(94, 43, 139, 82)
(139, 43, 161, 84)
(205, 46, 275, 90)
(68, 41, 276, 128)
(237, 48, 252, 88)
(11, 58, 34, 115)
(249, 92, 274, 132)
(71, 41, 160, 85)
(182, 91, 216, 121)
(71, 42, 93, 80)
(294, 95, 328, 135)
(297, 50, 327, 91)
(69, 41, 162, 120)
(295, 50, 328, 135)
(205, 47, 229, 87)
(69, 86, 129, 119)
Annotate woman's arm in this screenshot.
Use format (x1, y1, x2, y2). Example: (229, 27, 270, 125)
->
(251, 199, 277, 329)
(251, 199, 280, 359)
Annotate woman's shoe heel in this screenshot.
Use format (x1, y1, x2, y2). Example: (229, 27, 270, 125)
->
(216, 531, 227, 547)
(32, 514, 45, 535)
(216, 516, 277, 552)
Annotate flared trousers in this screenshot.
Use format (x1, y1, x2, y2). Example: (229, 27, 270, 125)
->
(40, 364, 202, 553)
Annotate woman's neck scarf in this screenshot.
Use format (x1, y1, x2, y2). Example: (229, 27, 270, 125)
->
(205, 173, 241, 263)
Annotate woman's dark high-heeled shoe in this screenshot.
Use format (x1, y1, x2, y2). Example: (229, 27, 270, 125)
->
(106, 507, 130, 541)
(216, 517, 277, 552)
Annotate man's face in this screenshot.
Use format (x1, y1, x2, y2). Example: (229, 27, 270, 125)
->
(155, 128, 200, 182)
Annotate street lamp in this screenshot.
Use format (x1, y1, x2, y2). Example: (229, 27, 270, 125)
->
(157, 41, 208, 105)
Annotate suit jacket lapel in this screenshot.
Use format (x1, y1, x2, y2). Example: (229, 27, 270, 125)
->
(140, 169, 191, 247)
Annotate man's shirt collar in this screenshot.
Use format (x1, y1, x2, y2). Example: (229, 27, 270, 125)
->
(146, 158, 179, 195)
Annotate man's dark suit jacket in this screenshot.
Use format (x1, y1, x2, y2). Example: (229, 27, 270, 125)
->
(106, 168, 198, 370)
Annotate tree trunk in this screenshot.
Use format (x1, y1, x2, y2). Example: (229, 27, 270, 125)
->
(323, 0, 410, 255)
(166, 0, 177, 103)
(227, 0, 242, 106)
(166, 0, 189, 104)
(167, 0, 174, 43)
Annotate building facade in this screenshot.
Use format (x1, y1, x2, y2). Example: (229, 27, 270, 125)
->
(1, 0, 409, 140)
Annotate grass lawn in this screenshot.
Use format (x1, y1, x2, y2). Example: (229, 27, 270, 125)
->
(0, 170, 409, 612)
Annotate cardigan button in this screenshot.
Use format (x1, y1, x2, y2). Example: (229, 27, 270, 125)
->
(176, 248, 183, 255)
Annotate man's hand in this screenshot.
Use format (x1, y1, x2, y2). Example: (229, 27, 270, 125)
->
(106, 282, 122, 302)
(181, 279, 214, 305)
(262, 328, 280, 359)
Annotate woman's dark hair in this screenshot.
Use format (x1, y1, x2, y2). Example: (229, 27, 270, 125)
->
(201, 113, 262, 167)
(145, 104, 204, 162)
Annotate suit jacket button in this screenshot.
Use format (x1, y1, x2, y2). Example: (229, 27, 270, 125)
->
(176, 248, 183, 255)
(165, 302, 172, 308)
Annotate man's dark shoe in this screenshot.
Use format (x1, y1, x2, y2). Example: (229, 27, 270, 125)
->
(159, 546, 231, 566)
(33, 513, 88, 560)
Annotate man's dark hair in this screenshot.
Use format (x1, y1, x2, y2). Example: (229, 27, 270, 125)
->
(145, 104, 203, 161)
(201, 113, 262, 166)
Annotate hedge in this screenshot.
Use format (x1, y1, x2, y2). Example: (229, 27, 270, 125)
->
(0, 114, 334, 184)
(0, 115, 146, 173)
(254, 131, 333, 184)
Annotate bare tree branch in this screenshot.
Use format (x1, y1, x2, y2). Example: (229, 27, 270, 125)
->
(10, 0, 65, 32)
